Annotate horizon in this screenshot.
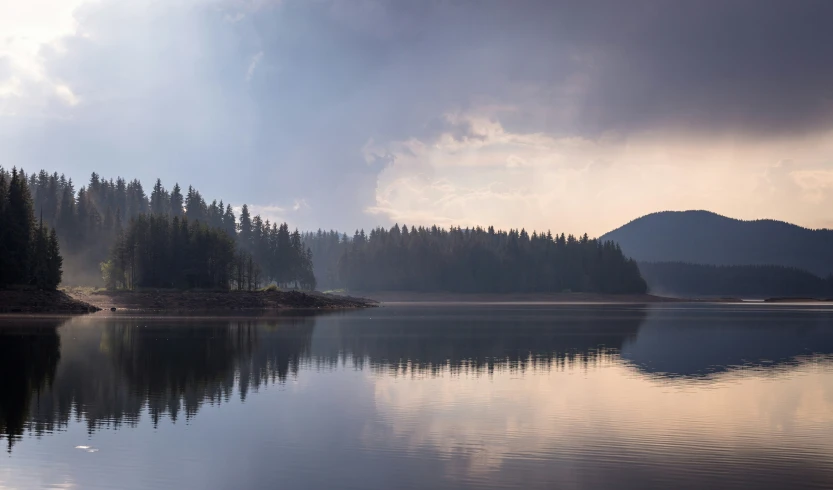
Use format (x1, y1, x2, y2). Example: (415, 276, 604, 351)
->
(3, 1, 833, 236)
(6, 165, 833, 237)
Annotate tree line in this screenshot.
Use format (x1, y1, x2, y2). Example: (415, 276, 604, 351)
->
(0, 168, 63, 290)
(5, 166, 652, 295)
(336, 225, 647, 294)
(5, 167, 313, 290)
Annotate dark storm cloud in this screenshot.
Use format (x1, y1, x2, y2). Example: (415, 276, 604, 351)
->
(2, 0, 832, 229)
(308, 0, 833, 137)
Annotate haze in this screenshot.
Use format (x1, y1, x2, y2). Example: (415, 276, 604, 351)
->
(2, 0, 832, 236)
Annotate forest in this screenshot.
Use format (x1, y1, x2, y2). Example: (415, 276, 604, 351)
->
(2, 166, 649, 295)
(0, 167, 314, 291)
(0, 168, 63, 290)
(337, 225, 648, 294)
(638, 262, 833, 298)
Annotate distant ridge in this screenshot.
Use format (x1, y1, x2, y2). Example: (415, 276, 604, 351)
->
(600, 210, 833, 277)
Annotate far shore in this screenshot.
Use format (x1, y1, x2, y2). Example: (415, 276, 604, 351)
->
(348, 291, 689, 303)
(347, 291, 833, 304)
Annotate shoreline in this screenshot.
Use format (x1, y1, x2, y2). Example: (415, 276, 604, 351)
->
(349, 291, 688, 303)
(0, 289, 101, 314)
(0, 288, 377, 314)
(4, 289, 831, 315)
(347, 291, 833, 304)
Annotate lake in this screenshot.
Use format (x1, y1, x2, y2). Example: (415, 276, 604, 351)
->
(2, 303, 833, 489)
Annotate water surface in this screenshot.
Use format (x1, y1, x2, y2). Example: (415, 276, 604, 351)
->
(2, 304, 833, 489)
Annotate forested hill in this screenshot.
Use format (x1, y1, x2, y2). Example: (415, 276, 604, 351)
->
(601, 211, 833, 276)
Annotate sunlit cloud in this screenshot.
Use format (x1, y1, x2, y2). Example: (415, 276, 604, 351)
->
(367, 115, 833, 235)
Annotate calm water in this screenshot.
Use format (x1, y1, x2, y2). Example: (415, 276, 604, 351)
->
(2, 304, 833, 489)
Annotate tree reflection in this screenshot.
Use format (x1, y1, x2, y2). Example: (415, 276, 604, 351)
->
(311, 306, 647, 375)
(0, 318, 62, 452)
(5, 305, 833, 452)
(2, 314, 316, 446)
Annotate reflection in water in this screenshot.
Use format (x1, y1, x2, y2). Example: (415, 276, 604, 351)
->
(2, 305, 833, 489)
(621, 305, 833, 379)
(0, 318, 62, 452)
(311, 306, 646, 374)
(17, 316, 316, 439)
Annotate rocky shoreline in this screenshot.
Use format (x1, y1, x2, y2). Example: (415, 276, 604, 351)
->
(0, 289, 101, 313)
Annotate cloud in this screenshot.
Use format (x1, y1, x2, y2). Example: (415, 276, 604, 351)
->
(54, 84, 79, 106)
(2, 0, 833, 232)
(791, 170, 833, 204)
(245, 51, 262, 81)
(370, 114, 833, 235)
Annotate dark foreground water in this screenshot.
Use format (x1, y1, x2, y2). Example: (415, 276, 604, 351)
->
(2, 304, 833, 489)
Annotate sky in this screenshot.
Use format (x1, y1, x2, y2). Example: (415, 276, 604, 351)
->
(1, 0, 832, 236)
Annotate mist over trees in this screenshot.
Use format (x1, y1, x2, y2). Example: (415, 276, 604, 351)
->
(0, 168, 63, 290)
(5, 166, 655, 295)
(302, 230, 350, 290)
(6, 168, 313, 291)
(337, 225, 647, 294)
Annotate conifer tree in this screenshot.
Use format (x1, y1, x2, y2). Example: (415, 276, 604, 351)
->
(222, 204, 236, 237)
(0, 170, 8, 286)
(32, 216, 50, 288)
(150, 178, 169, 215)
(238, 204, 252, 251)
(46, 228, 63, 289)
(57, 181, 76, 249)
(6, 168, 35, 285)
(170, 184, 184, 217)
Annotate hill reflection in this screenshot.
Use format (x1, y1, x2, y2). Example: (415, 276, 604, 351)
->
(3, 305, 833, 451)
(620, 306, 833, 379)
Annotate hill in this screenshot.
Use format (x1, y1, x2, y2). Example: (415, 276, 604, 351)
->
(601, 211, 833, 276)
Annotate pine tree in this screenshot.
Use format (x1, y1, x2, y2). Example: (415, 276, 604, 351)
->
(222, 204, 236, 237)
(57, 181, 76, 250)
(170, 183, 184, 217)
(46, 228, 63, 289)
(32, 215, 50, 288)
(0, 170, 8, 286)
(150, 178, 169, 215)
(6, 168, 35, 285)
(238, 204, 252, 251)
(185, 186, 206, 222)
